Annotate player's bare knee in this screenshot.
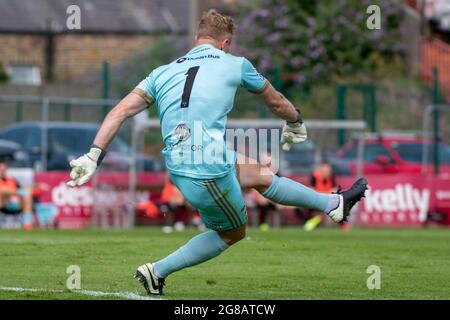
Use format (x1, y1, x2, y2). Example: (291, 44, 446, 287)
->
(234, 225, 246, 242)
(254, 169, 274, 194)
(219, 224, 246, 245)
(227, 232, 245, 245)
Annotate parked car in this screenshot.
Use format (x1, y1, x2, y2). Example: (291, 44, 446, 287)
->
(0, 139, 31, 168)
(0, 122, 162, 171)
(336, 133, 450, 174)
(281, 140, 351, 175)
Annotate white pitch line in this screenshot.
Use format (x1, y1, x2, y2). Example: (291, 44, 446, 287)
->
(0, 238, 136, 245)
(0, 286, 157, 300)
(0, 238, 86, 245)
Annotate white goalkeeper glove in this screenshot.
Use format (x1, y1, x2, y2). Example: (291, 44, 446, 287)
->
(280, 110, 307, 151)
(67, 145, 106, 187)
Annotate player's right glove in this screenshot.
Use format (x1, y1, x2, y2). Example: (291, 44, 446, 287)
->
(280, 109, 307, 151)
(66, 145, 106, 187)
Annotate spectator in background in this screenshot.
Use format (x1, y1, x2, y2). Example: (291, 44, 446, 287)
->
(304, 160, 338, 231)
(249, 189, 276, 231)
(310, 160, 337, 194)
(31, 182, 58, 228)
(160, 175, 201, 231)
(250, 152, 278, 231)
(0, 158, 34, 230)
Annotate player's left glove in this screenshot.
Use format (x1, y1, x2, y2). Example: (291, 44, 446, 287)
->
(280, 109, 307, 151)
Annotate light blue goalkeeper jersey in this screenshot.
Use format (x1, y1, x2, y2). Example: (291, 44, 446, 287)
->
(135, 44, 267, 179)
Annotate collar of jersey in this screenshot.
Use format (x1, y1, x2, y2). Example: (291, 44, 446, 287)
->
(188, 43, 215, 54)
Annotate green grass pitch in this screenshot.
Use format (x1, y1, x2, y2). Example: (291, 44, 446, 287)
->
(0, 227, 449, 300)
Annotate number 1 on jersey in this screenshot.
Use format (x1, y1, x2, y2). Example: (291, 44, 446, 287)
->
(181, 66, 200, 108)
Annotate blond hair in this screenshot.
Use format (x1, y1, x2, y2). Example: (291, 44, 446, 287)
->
(197, 9, 236, 41)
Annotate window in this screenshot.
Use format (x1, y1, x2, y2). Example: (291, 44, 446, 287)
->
(341, 143, 393, 162)
(0, 127, 41, 151)
(48, 128, 96, 153)
(23, 128, 41, 150)
(48, 128, 130, 154)
(341, 145, 358, 159)
(364, 144, 392, 162)
(432, 2, 450, 31)
(392, 143, 450, 164)
(6, 64, 41, 85)
(0, 128, 26, 145)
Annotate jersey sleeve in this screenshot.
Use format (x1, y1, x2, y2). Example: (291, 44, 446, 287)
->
(240, 58, 268, 94)
(132, 71, 156, 106)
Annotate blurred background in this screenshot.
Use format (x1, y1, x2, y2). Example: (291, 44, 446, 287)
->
(0, 0, 449, 231)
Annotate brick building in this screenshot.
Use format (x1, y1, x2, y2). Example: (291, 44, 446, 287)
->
(0, 0, 189, 84)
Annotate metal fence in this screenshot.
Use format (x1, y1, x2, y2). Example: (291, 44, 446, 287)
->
(422, 104, 450, 174)
(0, 94, 367, 229)
(0, 95, 120, 171)
(128, 118, 367, 226)
(421, 38, 450, 102)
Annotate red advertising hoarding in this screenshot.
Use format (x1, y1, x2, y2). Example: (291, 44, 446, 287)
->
(35, 171, 166, 229)
(35, 172, 450, 229)
(336, 174, 450, 226)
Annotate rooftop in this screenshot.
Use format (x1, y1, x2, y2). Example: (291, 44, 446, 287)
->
(0, 0, 189, 34)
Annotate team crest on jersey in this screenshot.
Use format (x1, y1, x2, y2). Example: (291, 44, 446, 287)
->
(174, 123, 191, 141)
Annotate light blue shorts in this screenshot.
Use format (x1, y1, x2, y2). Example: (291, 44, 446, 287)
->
(35, 203, 58, 225)
(3, 199, 21, 212)
(169, 165, 248, 232)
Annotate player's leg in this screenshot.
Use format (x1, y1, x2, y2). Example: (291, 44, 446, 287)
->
(217, 223, 246, 245)
(236, 153, 367, 223)
(19, 188, 34, 230)
(136, 170, 247, 295)
(236, 153, 337, 212)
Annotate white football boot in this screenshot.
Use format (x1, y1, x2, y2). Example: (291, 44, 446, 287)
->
(328, 194, 345, 223)
(328, 177, 368, 224)
(135, 263, 165, 296)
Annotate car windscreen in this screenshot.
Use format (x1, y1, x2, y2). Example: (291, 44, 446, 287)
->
(340, 143, 393, 162)
(392, 143, 450, 163)
(48, 128, 130, 154)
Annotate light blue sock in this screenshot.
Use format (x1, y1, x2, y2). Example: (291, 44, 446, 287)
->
(153, 230, 229, 278)
(262, 175, 339, 213)
(22, 212, 33, 225)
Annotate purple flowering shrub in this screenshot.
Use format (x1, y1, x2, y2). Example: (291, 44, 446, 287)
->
(235, 0, 403, 87)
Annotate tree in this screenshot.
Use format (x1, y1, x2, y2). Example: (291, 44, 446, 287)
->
(0, 62, 9, 82)
(236, 0, 403, 89)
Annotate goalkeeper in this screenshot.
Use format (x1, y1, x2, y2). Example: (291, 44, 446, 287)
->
(67, 10, 367, 295)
